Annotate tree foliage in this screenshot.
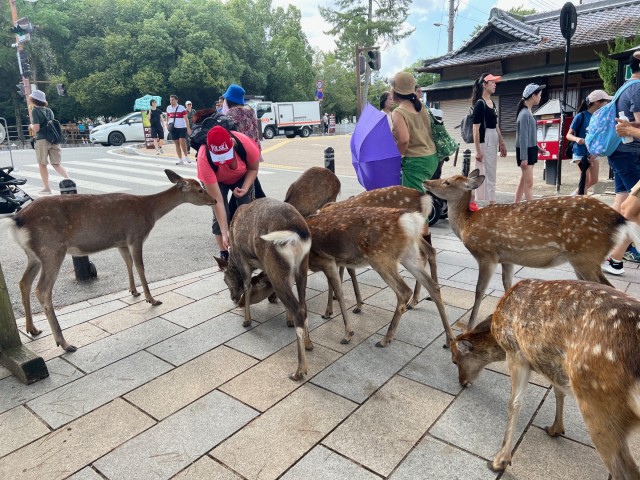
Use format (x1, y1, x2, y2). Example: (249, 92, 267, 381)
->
(598, 35, 640, 94)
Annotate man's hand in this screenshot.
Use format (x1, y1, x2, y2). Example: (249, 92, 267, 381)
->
(615, 118, 637, 138)
(475, 150, 484, 162)
(233, 186, 248, 198)
(222, 231, 230, 250)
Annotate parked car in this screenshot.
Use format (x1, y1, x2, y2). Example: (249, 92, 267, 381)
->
(89, 112, 165, 146)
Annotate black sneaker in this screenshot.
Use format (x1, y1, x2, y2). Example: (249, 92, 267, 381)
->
(602, 257, 624, 275)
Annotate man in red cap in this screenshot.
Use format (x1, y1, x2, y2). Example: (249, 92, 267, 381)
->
(197, 126, 261, 260)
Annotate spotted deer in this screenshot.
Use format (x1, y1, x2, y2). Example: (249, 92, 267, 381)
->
(2, 170, 215, 353)
(451, 279, 640, 479)
(424, 169, 640, 330)
(214, 198, 312, 381)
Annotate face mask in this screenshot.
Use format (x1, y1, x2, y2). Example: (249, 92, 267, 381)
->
(221, 99, 230, 114)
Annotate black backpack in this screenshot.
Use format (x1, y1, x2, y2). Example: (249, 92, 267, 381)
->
(36, 108, 63, 144)
(189, 113, 238, 154)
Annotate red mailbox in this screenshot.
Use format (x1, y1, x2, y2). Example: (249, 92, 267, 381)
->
(536, 116, 573, 161)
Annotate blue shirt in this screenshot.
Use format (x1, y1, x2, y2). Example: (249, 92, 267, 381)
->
(570, 111, 591, 157)
(614, 79, 640, 153)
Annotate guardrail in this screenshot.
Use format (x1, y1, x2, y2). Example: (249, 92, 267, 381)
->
(0, 123, 96, 150)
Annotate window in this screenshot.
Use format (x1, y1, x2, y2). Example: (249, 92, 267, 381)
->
(256, 103, 272, 119)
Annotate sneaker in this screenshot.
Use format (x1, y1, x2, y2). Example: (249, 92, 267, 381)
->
(603, 257, 625, 275)
(159, 147, 164, 154)
(176, 159, 186, 165)
(184, 156, 192, 164)
(38, 189, 52, 195)
(623, 246, 640, 263)
(156, 150, 161, 155)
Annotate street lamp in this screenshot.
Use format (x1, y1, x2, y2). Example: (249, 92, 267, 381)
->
(434, 1, 455, 53)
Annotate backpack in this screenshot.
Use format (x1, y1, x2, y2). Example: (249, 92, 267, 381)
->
(36, 107, 63, 144)
(455, 100, 484, 144)
(585, 79, 640, 157)
(189, 113, 238, 154)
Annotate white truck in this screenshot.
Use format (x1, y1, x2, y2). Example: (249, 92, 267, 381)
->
(251, 101, 321, 139)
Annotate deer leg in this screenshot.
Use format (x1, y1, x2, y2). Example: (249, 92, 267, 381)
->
(544, 386, 566, 437)
(501, 263, 515, 292)
(401, 247, 454, 346)
(34, 251, 76, 352)
(372, 263, 413, 348)
(468, 260, 498, 331)
(491, 352, 531, 472)
(294, 256, 312, 352)
(346, 268, 363, 313)
(20, 253, 42, 336)
(409, 239, 437, 308)
(570, 258, 614, 288)
(323, 261, 354, 344)
(118, 247, 140, 297)
(242, 275, 254, 328)
(128, 243, 161, 306)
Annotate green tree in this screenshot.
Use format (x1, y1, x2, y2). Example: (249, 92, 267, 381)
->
(315, 51, 357, 122)
(598, 35, 640, 93)
(319, 0, 414, 113)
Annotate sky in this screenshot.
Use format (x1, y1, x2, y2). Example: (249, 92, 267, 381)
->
(273, 0, 580, 80)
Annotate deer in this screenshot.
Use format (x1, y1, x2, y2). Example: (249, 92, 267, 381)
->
(241, 205, 454, 347)
(424, 168, 640, 331)
(214, 198, 312, 381)
(2, 170, 215, 353)
(450, 279, 640, 480)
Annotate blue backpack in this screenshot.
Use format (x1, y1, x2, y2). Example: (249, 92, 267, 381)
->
(585, 79, 640, 156)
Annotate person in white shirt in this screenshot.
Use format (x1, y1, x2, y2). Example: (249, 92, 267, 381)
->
(165, 94, 192, 165)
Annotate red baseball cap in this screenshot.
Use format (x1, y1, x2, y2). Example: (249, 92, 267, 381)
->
(207, 126, 235, 163)
(483, 74, 502, 82)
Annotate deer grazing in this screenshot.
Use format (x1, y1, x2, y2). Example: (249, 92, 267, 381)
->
(450, 279, 640, 479)
(214, 198, 312, 381)
(2, 170, 215, 353)
(424, 169, 640, 330)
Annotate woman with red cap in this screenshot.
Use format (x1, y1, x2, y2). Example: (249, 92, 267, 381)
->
(197, 126, 261, 261)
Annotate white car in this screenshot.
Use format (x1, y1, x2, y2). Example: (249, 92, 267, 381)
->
(89, 112, 166, 146)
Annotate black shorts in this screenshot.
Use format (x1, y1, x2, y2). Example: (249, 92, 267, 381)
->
(150, 125, 164, 139)
(171, 127, 187, 139)
(516, 146, 538, 166)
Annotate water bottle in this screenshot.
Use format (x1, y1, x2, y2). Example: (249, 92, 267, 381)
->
(619, 112, 634, 144)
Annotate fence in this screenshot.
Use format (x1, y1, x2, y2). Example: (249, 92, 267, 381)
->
(0, 123, 95, 150)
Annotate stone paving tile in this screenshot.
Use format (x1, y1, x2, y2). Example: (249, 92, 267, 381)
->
(324, 376, 454, 476)
(147, 312, 251, 366)
(220, 342, 341, 412)
(125, 346, 257, 420)
(448, 268, 505, 291)
(399, 261, 465, 281)
(435, 250, 483, 270)
(119, 278, 199, 305)
(63, 318, 184, 373)
(225, 310, 329, 361)
(389, 436, 498, 480)
(211, 384, 357, 480)
(531, 389, 592, 446)
(626, 280, 640, 297)
(94, 391, 257, 480)
(439, 286, 477, 309)
(430, 369, 547, 460)
(85, 289, 133, 306)
(281, 445, 382, 480)
(231, 296, 288, 324)
(440, 277, 478, 293)
(67, 467, 104, 480)
(15, 301, 95, 326)
(173, 274, 229, 300)
(363, 285, 429, 314)
(456, 295, 502, 329)
(515, 267, 578, 282)
(0, 357, 83, 415)
(305, 271, 331, 291)
(380, 302, 467, 348)
(400, 333, 463, 396)
(28, 351, 172, 429)
(0, 365, 12, 381)
(172, 455, 243, 480)
(0, 406, 50, 458)
(432, 237, 471, 254)
(500, 426, 609, 480)
(311, 334, 422, 404)
(89, 291, 193, 334)
(0, 399, 155, 480)
(25, 322, 110, 362)
(160, 294, 232, 329)
(310, 305, 395, 354)
(22, 300, 128, 339)
(306, 280, 381, 318)
(486, 360, 551, 388)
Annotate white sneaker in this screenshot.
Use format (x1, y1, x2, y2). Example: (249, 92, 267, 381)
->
(176, 159, 186, 165)
(184, 156, 192, 164)
(602, 257, 625, 275)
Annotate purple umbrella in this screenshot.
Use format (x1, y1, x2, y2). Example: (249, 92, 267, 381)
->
(351, 103, 401, 190)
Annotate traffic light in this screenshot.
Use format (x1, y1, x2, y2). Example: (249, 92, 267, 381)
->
(358, 54, 366, 74)
(56, 83, 66, 96)
(10, 20, 33, 35)
(18, 49, 30, 76)
(367, 49, 381, 71)
(16, 83, 25, 97)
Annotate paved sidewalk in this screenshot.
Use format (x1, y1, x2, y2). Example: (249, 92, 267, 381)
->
(1, 216, 639, 479)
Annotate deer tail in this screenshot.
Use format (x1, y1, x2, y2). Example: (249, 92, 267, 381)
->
(619, 220, 640, 251)
(420, 194, 433, 219)
(399, 211, 425, 241)
(0, 216, 27, 248)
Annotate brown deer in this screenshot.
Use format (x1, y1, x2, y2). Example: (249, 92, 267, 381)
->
(424, 169, 640, 330)
(451, 279, 640, 479)
(214, 198, 312, 381)
(3, 170, 215, 353)
(242, 206, 454, 347)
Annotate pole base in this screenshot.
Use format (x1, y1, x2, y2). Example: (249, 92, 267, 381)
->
(73, 256, 97, 281)
(0, 345, 49, 385)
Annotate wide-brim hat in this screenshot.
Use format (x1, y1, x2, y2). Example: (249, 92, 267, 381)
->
(29, 89, 46, 103)
(222, 84, 246, 105)
(522, 83, 546, 99)
(391, 72, 416, 96)
(207, 126, 235, 163)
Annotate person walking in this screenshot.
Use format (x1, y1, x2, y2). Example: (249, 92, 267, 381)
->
(197, 126, 261, 261)
(514, 83, 546, 203)
(472, 73, 508, 204)
(565, 90, 612, 195)
(323, 112, 329, 134)
(147, 99, 165, 154)
(380, 91, 394, 129)
(28, 89, 70, 194)
(166, 95, 192, 165)
(185, 100, 195, 152)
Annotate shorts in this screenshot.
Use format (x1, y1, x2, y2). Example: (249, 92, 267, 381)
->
(35, 139, 62, 165)
(608, 149, 640, 193)
(150, 125, 164, 139)
(515, 146, 538, 167)
(170, 127, 187, 139)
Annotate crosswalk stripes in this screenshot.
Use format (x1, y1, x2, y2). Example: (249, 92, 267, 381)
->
(13, 170, 124, 194)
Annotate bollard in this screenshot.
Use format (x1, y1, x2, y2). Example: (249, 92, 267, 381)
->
(462, 149, 471, 177)
(59, 179, 97, 281)
(324, 147, 335, 173)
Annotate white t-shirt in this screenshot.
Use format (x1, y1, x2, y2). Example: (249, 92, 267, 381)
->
(166, 104, 188, 128)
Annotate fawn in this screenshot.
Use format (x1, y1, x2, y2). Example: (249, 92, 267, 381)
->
(451, 279, 640, 479)
(214, 198, 312, 381)
(424, 168, 639, 330)
(2, 170, 215, 352)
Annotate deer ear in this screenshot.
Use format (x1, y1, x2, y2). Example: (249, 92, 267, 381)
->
(457, 339, 474, 354)
(468, 175, 485, 190)
(214, 256, 228, 271)
(468, 169, 480, 178)
(165, 169, 184, 184)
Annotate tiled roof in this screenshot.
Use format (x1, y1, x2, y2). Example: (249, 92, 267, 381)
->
(420, 0, 640, 71)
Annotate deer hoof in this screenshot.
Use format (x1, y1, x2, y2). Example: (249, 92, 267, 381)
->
(352, 306, 361, 314)
(130, 290, 141, 297)
(322, 311, 332, 319)
(489, 457, 511, 472)
(544, 426, 565, 437)
(147, 299, 162, 306)
(268, 293, 278, 303)
(375, 339, 389, 348)
(286, 320, 294, 328)
(242, 319, 252, 327)
(340, 331, 354, 344)
(59, 343, 77, 352)
(289, 371, 306, 381)
(27, 326, 42, 336)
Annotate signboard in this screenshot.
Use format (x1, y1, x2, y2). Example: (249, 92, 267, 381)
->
(135, 95, 162, 149)
(133, 94, 162, 111)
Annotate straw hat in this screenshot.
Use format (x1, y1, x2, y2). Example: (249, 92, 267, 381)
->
(391, 72, 416, 96)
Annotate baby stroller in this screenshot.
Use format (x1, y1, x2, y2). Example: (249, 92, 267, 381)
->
(0, 166, 33, 214)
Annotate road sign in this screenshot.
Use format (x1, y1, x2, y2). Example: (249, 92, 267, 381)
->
(317, 80, 323, 90)
(317, 92, 324, 100)
(560, 2, 577, 40)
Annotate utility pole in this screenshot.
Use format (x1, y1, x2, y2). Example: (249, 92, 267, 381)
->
(447, 0, 455, 52)
(7, 0, 33, 101)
